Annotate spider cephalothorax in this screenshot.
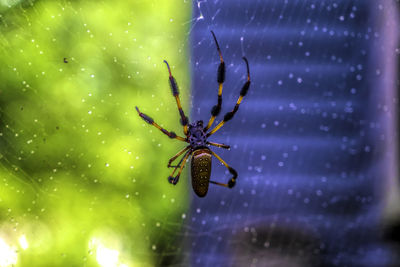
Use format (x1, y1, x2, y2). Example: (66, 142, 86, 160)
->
(136, 31, 251, 197)
(188, 120, 207, 148)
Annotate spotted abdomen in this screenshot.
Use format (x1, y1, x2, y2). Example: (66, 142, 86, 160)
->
(191, 148, 212, 197)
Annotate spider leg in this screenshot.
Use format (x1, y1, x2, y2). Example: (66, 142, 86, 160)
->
(207, 57, 251, 137)
(168, 150, 189, 176)
(168, 145, 191, 168)
(163, 60, 189, 136)
(206, 141, 230, 150)
(204, 31, 225, 131)
(135, 106, 187, 142)
(209, 150, 237, 188)
(168, 149, 192, 185)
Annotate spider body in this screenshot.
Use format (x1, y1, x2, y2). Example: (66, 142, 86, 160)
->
(191, 148, 212, 197)
(136, 31, 251, 197)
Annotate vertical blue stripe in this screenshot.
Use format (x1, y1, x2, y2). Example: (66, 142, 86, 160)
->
(185, 0, 399, 266)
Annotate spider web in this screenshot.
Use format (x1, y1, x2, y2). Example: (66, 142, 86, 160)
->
(0, 0, 399, 266)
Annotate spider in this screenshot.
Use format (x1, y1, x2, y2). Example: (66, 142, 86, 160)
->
(136, 31, 251, 197)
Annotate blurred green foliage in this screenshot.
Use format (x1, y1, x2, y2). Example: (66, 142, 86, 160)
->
(0, 0, 191, 266)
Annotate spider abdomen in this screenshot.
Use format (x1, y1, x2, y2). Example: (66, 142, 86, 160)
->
(191, 148, 212, 197)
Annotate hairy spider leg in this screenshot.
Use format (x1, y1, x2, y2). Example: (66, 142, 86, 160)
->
(204, 31, 226, 132)
(168, 149, 192, 185)
(169, 149, 191, 175)
(209, 150, 238, 188)
(163, 60, 189, 136)
(207, 57, 251, 137)
(168, 145, 191, 168)
(206, 141, 230, 149)
(135, 106, 187, 142)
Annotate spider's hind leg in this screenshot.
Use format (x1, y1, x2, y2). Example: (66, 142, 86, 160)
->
(207, 141, 230, 150)
(168, 146, 191, 168)
(167, 150, 192, 185)
(209, 150, 237, 188)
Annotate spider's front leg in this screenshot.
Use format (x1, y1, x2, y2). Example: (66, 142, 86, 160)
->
(204, 31, 226, 131)
(135, 106, 187, 142)
(207, 57, 251, 137)
(163, 60, 189, 136)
